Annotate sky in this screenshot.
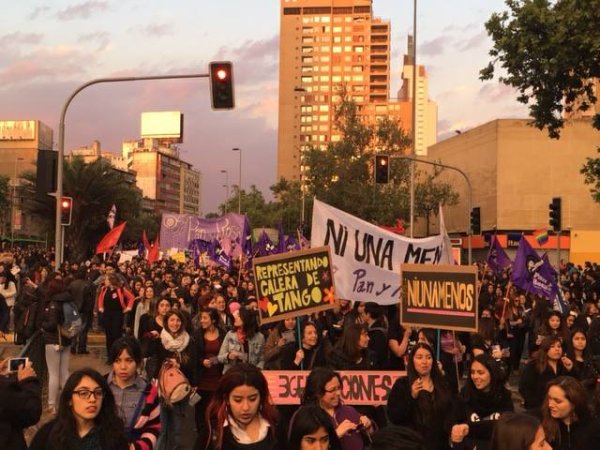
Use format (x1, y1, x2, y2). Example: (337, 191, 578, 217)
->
(0, 0, 527, 215)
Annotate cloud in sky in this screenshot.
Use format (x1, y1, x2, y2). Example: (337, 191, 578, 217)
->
(29, 6, 51, 20)
(457, 30, 488, 52)
(139, 23, 175, 37)
(0, 32, 44, 47)
(56, 1, 109, 21)
(78, 31, 110, 51)
(419, 36, 451, 57)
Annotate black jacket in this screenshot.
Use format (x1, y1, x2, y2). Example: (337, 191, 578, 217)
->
(328, 347, 376, 371)
(549, 417, 600, 450)
(0, 374, 41, 450)
(519, 360, 574, 411)
(40, 291, 74, 346)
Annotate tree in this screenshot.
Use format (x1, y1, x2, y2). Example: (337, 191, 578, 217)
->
(21, 157, 156, 260)
(481, 0, 600, 200)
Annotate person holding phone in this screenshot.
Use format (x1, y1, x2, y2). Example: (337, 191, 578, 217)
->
(0, 357, 41, 450)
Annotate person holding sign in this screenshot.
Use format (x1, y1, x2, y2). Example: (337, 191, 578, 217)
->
(302, 367, 375, 450)
(447, 354, 513, 450)
(281, 321, 331, 370)
(218, 307, 265, 372)
(387, 343, 453, 450)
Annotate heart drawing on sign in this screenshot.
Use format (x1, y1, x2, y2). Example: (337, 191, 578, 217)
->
(267, 301, 278, 317)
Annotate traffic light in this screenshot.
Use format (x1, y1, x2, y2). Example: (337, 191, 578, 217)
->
(549, 197, 561, 232)
(374, 155, 390, 184)
(470, 207, 481, 235)
(61, 196, 73, 226)
(209, 61, 234, 110)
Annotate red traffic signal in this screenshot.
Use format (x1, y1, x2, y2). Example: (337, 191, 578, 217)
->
(61, 196, 73, 226)
(209, 61, 235, 110)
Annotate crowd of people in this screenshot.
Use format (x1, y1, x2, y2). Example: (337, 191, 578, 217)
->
(1, 248, 600, 449)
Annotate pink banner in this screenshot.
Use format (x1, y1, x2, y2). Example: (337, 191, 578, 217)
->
(263, 370, 405, 406)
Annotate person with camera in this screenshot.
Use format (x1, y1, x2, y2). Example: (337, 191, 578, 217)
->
(0, 357, 41, 450)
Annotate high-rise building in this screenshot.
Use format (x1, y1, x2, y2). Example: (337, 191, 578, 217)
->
(277, 0, 436, 181)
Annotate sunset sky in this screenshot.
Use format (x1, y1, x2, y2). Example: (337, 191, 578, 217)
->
(0, 1, 527, 214)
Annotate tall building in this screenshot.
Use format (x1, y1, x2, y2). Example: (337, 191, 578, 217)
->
(398, 36, 438, 156)
(123, 137, 201, 216)
(277, 0, 436, 181)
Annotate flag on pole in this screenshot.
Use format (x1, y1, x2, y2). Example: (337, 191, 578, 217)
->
(96, 222, 126, 254)
(486, 235, 512, 273)
(511, 237, 559, 300)
(147, 235, 160, 265)
(208, 239, 232, 270)
(438, 205, 455, 265)
(533, 228, 549, 246)
(256, 231, 275, 257)
(106, 204, 116, 230)
(142, 230, 151, 252)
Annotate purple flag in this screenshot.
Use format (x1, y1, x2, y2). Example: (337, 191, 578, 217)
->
(285, 235, 300, 252)
(511, 237, 559, 300)
(209, 239, 232, 270)
(257, 231, 275, 257)
(486, 235, 511, 273)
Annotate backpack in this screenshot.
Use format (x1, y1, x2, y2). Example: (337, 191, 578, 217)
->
(59, 301, 83, 338)
(158, 359, 191, 406)
(13, 290, 40, 344)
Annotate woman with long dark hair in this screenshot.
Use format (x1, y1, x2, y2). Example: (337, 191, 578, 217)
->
(29, 368, 129, 450)
(281, 321, 330, 370)
(218, 307, 265, 372)
(387, 343, 452, 450)
(447, 354, 514, 450)
(203, 363, 278, 450)
(264, 317, 298, 369)
(302, 367, 375, 450)
(328, 323, 375, 370)
(490, 413, 550, 450)
(288, 404, 341, 450)
(97, 273, 135, 356)
(193, 307, 226, 450)
(541, 376, 600, 449)
(564, 328, 600, 390)
(139, 297, 172, 379)
(519, 336, 575, 411)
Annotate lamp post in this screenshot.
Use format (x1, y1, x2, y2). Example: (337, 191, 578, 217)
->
(232, 147, 242, 214)
(221, 169, 229, 212)
(55, 71, 210, 266)
(11, 157, 24, 249)
(294, 87, 307, 227)
(409, 0, 418, 238)
(394, 155, 473, 264)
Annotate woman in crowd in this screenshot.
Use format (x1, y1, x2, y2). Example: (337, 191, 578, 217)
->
(218, 307, 265, 372)
(387, 343, 452, 450)
(213, 293, 234, 331)
(541, 376, 600, 449)
(139, 297, 171, 379)
(470, 317, 510, 383)
(302, 367, 375, 450)
(519, 336, 575, 411)
(282, 321, 330, 370)
(98, 272, 135, 356)
(193, 307, 226, 450)
(288, 404, 341, 450)
(107, 336, 161, 450)
(39, 277, 75, 413)
(564, 328, 600, 390)
(530, 311, 569, 357)
(264, 317, 298, 369)
(502, 292, 528, 371)
(203, 362, 279, 450)
(439, 329, 467, 393)
(133, 285, 156, 339)
(490, 413, 551, 450)
(156, 308, 197, 450)
(0, 271, 17, 332)
(30, 368, 129, 450)
(329, 323, 375, 370)
(0, 357, 41, 450)
(447, 354, 514, 450)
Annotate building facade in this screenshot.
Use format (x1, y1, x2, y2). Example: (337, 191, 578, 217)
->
(277, 0, 436, 182)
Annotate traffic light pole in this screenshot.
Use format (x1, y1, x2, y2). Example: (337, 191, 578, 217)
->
(55, 72, 208, 266)
(393, 155, 473, 265)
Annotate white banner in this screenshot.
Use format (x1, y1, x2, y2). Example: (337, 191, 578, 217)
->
(311, 199, 453, 305)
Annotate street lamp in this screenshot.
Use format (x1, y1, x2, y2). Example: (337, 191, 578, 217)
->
(294, 86, 307, 227)
(11, 157, 24, 249)
(232, 147, 242, 214)
(221, 169, 229, 212)
(409, 0, 418, 238)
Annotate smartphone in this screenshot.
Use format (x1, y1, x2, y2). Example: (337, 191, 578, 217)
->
(8, 357, 28, 372)
(209, 356, 219, 365)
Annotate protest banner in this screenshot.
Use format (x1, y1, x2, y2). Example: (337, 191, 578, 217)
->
(311, 199, 453, 305)
(253, 246, 337, 324)
(401, 264, 478, 332)
(263, 370, 405, 405)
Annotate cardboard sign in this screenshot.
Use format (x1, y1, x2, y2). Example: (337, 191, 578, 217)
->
(401, 264, 478, 332)
(253, 246, 337, 324)
(263, 370, 405, 405)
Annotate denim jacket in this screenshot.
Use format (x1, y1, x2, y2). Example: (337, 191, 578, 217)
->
(218, 330, 265, 372)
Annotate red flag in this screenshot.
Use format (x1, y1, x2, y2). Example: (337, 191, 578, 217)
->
(96, 222, 127, 254)
(147, 235, 160, 265)
(142, 230, 150, 251)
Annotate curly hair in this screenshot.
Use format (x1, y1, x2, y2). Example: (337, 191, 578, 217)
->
(50, 368, 128, 450)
